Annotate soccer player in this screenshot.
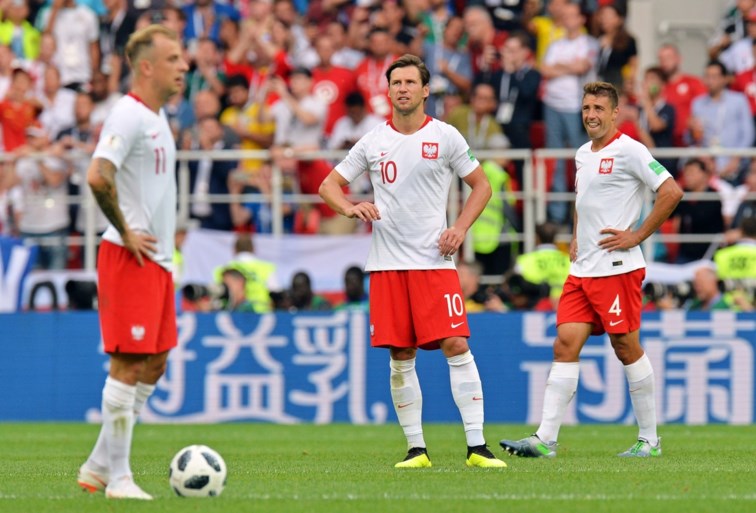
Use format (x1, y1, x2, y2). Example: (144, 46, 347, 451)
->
(76, 25, 188, 500)
(500, 82, 683, 459)
(319, 54, 505, 469)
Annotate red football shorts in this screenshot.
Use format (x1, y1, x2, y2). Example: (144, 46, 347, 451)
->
(556, 268, 645, 336)
(97, 240, 178, 354)
(369, 269, 470, 350)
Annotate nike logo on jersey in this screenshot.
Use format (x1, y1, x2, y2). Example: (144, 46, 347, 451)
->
(609, 320, 624, 327)
(451, 321, 465, 329)
(397, 402, 413, 409)
(380, 151, 388, 157)
(472, 396, 483, 401)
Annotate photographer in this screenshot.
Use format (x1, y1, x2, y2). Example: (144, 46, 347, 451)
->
(684, 266, 732, 311)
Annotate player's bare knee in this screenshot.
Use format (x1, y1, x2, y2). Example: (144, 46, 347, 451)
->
(390, 347, 416, 361)
(553, 335, 581, 362)
(440, 336, 469, 358)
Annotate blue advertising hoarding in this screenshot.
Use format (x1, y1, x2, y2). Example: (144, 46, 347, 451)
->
(1, 311, 753, 424)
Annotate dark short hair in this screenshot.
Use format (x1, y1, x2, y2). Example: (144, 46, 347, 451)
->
(741, 216, 756, 238)
(225, 73, 249, 89)
(345, 91, 365, 107)
(583, 81, 619, 109)
(385, 54, 430, 87)
(644, 66, 667, 83)
(683, 157, 708, 173)
(535, 222, 559, 245)
(706, 60, 729, 76)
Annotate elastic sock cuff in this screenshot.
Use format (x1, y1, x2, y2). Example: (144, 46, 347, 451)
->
(447, 350, 474, 367)
(390, 358, 416, 372)
(103, 377, 136, 409)
(550, 361, 580, 380)
(624, 353, 653, 383)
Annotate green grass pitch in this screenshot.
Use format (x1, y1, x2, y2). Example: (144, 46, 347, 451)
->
(0, 423, 754, 513)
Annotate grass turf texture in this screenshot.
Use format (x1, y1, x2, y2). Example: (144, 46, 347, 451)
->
(0, 423, 754, 513)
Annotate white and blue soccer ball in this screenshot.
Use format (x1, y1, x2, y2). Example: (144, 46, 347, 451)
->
(169, 444, 227, 497)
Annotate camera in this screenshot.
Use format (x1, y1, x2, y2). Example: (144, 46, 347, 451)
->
(181, 283, 229, 310)
(642, 281, 692, 307)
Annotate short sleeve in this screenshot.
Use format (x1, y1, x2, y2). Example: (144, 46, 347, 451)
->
(628, 139, 672, 192)
(445, 125, 479, 178)
(334, 132, 369, 183)
(93, 102, 141, 169)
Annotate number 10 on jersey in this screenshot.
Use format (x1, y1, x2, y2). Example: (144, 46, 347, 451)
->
(379, 161, 397, 184)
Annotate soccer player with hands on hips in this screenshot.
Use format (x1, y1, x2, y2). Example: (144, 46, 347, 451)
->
(320, 54, 505, 468)
(77, 25, 188, 500)
(500, 82, 683, 459)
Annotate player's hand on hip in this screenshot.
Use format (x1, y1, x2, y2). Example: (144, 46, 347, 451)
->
(598, 227, 639, 252)
(438, 226, 464, 257)
(345, 202, 380, 222)
(122, 229, 158, 267)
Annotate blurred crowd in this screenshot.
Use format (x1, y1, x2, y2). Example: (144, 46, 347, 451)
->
(1, 0, 756, 312)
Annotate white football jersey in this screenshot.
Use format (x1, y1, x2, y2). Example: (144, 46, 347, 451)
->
(572, 132, 673, 277)
(93, 94, 177, 270)
(335, 116, 479, 271)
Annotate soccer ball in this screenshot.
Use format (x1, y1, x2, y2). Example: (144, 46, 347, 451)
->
(169, 445, 227, 497)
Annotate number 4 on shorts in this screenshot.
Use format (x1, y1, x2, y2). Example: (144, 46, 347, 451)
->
(608, 294, 622, 316)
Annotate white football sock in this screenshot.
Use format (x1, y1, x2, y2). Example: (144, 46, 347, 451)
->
(86, 381, 155, 473)
(624, 353, 658, 446)
(102, 376, 136, 482)
(447, 351, 485, 447)
(536, 362, 579, 444)
(390, 358, 425, 449)
(133, 382, 156, 417)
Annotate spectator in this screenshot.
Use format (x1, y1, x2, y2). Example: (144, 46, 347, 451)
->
(219, 73, 275, 176)
(13, 126, 69, 269)
(0, 162, 22, 236)
(311, 32, 356, 137)
(418, 0, 454, 46)
(187, 116, 238, 231)
(463, 5, 507, 76)
(422, 15, 472, 119)
(213, 233, 281, 313)
(447, 82, 510, 151)
(55, 90, 106, 240)
(731, 38, 756, 128)
(288, 270, 332, 311)
(181, 0, 240, 50)
(512, 221, 570, 309)
(184, 37, 226, 103)
(657, 43, 707, 148)
(0, 0, 41, 61)
(709, 0, 755, 61)
(457, 259, 507, 313)
(715, 215, 756, 307)
(522, 0, 571, 67)
(725, 160, 756, 236)
(684, 266, 731, 310)
(98, 0, 138, 88)
(719, 8, 756, 75)
(635, 66, 676, 175)
(488, 30, 541, 184)
(220, 268, 255, 312)
(182, 89, 239, 150)
(540, 1, 598, 223)
(671, 158, 725, 263)
(688, 60, 754, 183)
(327, 91, 384, 151)
(38, 0, 100, 90)
(269, 67, 327, 151)
(0, 67, 40, 152)
(36, 65, 75, 141)
(354, 27, 397, 118)
(335, 265, 369, 311)
(595, 2, 637, 94)
(89, 69, 122, 129)
(325, 20, 364, 71)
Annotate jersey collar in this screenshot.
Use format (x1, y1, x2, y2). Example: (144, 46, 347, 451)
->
(387, 115, 433, 134)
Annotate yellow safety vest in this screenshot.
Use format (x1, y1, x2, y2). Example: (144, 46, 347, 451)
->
(472, 160, 512, 254)
(214, 259, 276, 313)
(516, 247, 571, 299)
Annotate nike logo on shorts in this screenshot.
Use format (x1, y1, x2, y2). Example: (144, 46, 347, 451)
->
(451, 321, 465, 329)
(609, 319, 624, 327)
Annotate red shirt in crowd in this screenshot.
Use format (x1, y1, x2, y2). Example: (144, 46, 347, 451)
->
(312, 64, 355, 136)
(663, 74, 707, 147)
(354, 55, 397, 119)
(0, 99, 37, 151)
(731, 68, 756, 115)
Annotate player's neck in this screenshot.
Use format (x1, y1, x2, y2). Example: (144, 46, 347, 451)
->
(129, 84, 163, 114)
(390, 110, 428, 135)
(590, 129, 620, 152)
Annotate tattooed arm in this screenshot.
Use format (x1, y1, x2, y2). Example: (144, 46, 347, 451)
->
(87, 157, 157, 266)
